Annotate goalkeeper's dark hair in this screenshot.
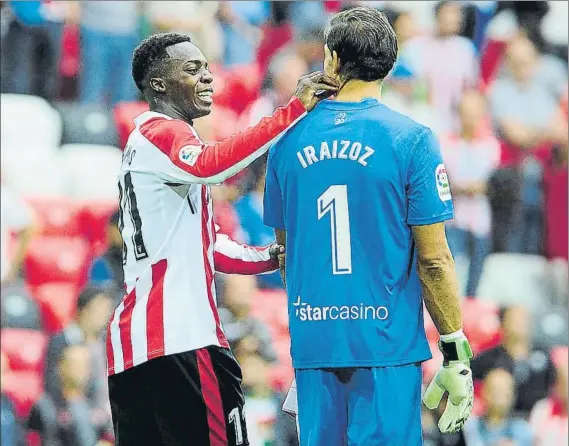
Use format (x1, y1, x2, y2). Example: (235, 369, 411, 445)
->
(132, 32, 193, 93)
(325, 6, 398, 82)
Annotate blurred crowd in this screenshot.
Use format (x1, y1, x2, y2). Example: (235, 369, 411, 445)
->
(1, 1, 568, 445)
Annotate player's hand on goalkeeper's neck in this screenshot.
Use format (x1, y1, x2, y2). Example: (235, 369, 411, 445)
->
(292, 71, 339, 111)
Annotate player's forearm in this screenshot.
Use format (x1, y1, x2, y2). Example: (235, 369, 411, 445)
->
(213, 231, 278, 274)
(183, 98, 307, 183)
(418, 252, 462, 335)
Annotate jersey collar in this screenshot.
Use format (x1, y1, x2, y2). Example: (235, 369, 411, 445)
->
(133, 111, 173, 127)
(318, 97, 381, 110)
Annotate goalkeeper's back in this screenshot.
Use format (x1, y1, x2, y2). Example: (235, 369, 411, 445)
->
(263, 98, 454, 369)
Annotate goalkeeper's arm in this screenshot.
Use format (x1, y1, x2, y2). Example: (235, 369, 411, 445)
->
(412, 222, 474, 434)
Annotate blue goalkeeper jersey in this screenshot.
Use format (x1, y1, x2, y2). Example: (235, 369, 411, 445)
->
(263, 98, 454, 369)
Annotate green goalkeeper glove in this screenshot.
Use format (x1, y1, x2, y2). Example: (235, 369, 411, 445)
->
(423, 332, 474, 434)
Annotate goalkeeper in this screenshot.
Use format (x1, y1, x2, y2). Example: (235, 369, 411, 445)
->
(264, 6, 474, 445)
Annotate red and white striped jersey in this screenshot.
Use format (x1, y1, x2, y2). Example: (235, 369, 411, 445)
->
(106, 98, 306, 375)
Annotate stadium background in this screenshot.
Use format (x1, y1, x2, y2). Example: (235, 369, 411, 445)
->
(0, 1, 567, 445)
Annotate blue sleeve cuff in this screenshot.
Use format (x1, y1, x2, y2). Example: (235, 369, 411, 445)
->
(407, 212, 454, 226)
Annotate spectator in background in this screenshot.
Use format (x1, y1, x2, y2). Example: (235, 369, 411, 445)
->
(464, 368, 533, 446)
(1, 352, 24, 446)
(530, 347, 568, 446)
(44, 286, 113, 436)
(28, 343, 107, 446)
(440, 90, 500, 297)
(0, 182, 36, 285)
(403, 0, 479, 132)
(236, 347, 278, 446)
(543, 104, 569, 261)
(218, 1, 269, 67)
(145, 1, 223, 64)
(489, 34, 566, 165)
(271, 11, 326, 75)
(78, 0, 140, 105)
(242, 50, 308, 127)
(218, 274, 277, 363)
(471, 305, 556, 416)
(383, 61, 440, 135)
(0, 1, 77, 100)
(234, 157, 283, 289)
(488, 35, 567, 254)
(88, 211, 124, 299)
(390, 9, 419, 50)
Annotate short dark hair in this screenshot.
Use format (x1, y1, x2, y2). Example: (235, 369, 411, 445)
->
(76, 285, 111, 312)
(325, 7, 398, 82)
(132, 32, 193, 93)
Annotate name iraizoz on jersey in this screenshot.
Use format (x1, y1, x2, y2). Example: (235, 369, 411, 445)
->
(296, 140, 375, 168)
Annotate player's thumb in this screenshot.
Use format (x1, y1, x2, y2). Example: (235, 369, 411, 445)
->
(423, 377, 445, 409)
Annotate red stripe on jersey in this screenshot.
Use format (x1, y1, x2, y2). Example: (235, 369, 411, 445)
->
(202, 186, 229, 348)
(138, 98, 306, 179)
(196, 348, 227, 446)
(105, 319, 115, 373)
(214, 251, 277, 275)
(146, 259, 167, 360)
(118, 288, 136, 370)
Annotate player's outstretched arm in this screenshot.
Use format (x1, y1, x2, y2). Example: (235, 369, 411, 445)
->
(412, 222, 474, 434)
(142, 72, 338, 185)
(213, 225, 284, 275)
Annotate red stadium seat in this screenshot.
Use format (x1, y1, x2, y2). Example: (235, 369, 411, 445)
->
(32, 282, 79, 333)
(461, 298, 501, 354)
(2, 371, 43, 419)
(113, 101, 149, 148)
(24, 236, 91, 288)
(25, 196, 84, 237)
(79, 199, 118, 254)
(1, 329, 47, 374)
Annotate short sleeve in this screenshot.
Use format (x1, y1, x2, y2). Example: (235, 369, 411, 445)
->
(406, 129, 454, 225)
(262, 150, 285, 230)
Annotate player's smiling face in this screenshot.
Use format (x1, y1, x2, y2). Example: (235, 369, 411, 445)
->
(163, 42, 214, 119)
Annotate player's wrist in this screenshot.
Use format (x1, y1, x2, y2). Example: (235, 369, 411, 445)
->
(289, 96, 308, 113)
(438, 330, 473, 367)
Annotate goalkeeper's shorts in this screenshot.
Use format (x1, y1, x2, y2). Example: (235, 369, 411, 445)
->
(295, 363, 422, 446)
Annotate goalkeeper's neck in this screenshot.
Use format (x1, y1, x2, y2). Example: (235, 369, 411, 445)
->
(334, 79, 383, 103)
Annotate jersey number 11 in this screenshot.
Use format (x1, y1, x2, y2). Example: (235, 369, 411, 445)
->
(317, 185, 352, 275)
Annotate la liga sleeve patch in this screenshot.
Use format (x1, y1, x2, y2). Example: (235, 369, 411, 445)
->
(435, 164, 452, 202)
(179, 145, 202, 167)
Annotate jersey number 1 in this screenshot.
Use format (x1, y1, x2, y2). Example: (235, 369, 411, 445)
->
(317, 185, 352, 275)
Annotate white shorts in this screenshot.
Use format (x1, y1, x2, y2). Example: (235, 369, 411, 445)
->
(282, 379, 298, 416)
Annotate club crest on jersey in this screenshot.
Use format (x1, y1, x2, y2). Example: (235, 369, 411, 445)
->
(435, 163, 452, 202)
(334, 112, 347, 125)
(179, 145, 201, 167)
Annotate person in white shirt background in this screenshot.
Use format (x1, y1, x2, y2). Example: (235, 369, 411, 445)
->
(440, 89, 501, 297)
